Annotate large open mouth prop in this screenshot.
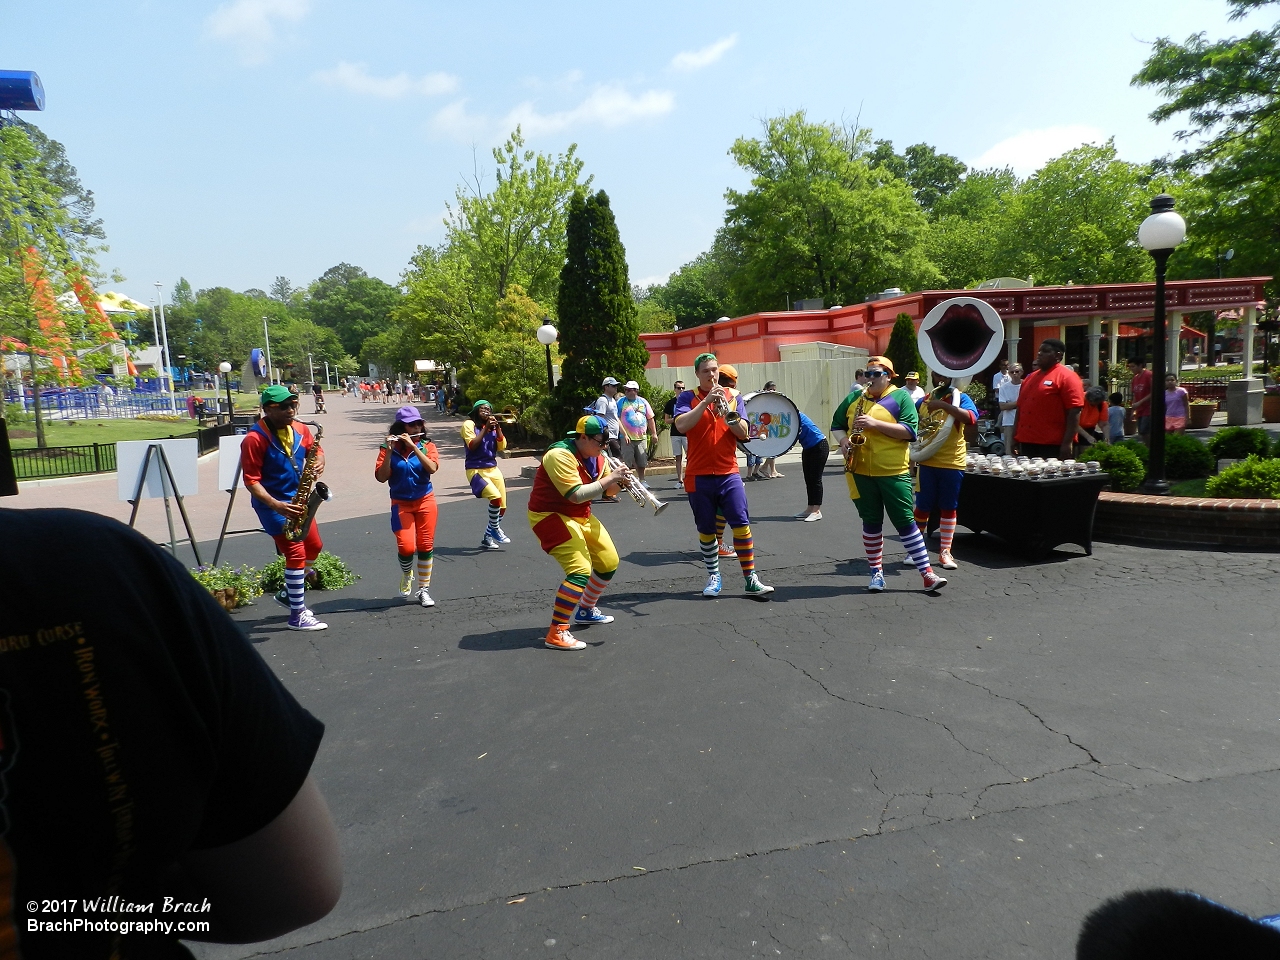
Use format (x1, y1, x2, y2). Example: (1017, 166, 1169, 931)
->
(917, 297, 1004, 378)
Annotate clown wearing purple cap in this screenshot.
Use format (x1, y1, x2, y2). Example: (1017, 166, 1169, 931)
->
(461, 399, 509, 549)
(527, 415, 631, 651)
(375, 405, 439, 607)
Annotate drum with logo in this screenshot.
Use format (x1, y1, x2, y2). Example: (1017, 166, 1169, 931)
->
(738, 391, 801, 459)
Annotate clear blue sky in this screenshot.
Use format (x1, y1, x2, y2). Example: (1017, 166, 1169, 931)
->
(2, 0, 1262, 302)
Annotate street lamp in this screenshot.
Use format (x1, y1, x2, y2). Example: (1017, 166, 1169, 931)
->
(155, 281, 176, 412)
(218, 361, 233, 418)
(262, 317, 274, 385)
(1137, 193, 1187, 495)
(536, 321, 558, 393)
(308, 352, 315, 386)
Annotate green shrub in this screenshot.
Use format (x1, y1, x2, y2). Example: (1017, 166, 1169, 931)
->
(1163, 434, 1214, 479)
(1204, 456, 1280, 499)
(1092, 445, 1146, 492)
(190, 563, 263, 608)
(1113, 438, 1149, 465)
(1207, 426, 1272, 461)
(260, 551, 360, 592)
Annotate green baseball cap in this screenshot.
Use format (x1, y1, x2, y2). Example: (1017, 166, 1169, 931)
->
(260, 384, 294, 405)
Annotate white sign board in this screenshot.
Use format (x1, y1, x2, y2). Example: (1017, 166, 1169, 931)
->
(217, 434, 246, 492)
(413, 359, 437, 372)
(116, 439, 199, 501)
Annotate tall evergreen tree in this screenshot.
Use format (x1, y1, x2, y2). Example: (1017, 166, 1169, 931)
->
(884, 313, 926, 386)
(554, 190, 649, 430)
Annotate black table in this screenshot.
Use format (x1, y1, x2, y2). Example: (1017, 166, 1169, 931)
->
(948, 471, 1111, 557)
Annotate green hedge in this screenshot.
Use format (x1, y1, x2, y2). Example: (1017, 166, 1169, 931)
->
(1204, 456, 1280, 499)
(1206, 426, 1272, 461)
(1092, 445, 1145, 492)
(1163, 434, 1214, 480)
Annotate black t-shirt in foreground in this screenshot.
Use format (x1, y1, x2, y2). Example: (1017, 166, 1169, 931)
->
(0, 509, 324, 959)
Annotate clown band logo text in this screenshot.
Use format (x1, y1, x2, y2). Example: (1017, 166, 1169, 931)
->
(746, 411, 791, 441)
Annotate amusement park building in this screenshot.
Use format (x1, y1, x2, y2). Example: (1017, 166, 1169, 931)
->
(639, 277, 1271, 385)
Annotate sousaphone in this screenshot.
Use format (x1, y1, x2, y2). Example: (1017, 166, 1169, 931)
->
(910, 297, 1004, 463)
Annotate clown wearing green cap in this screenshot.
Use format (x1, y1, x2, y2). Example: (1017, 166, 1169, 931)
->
(526, 415, 632, 650)
(240, 385, 327, 630)
(461, 400, 510, 549)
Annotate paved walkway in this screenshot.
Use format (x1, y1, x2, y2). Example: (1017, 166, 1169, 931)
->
(186, 467, 1280, 960)
(8, 396, 535, 554)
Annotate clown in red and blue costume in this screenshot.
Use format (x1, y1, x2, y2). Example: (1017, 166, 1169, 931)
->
(240, 384, 327, 631)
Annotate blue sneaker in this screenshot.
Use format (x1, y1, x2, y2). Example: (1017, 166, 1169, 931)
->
(868, 570, 886, 592)
(702, 573, 722, 597)
(574, 606, 614, 626)
(493, 526, 512, 544)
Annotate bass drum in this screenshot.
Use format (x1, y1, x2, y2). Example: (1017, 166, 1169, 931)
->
(738, 391, 801, 459)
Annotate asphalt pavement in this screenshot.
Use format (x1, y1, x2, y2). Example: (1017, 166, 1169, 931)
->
(190, 463, 1280, 960)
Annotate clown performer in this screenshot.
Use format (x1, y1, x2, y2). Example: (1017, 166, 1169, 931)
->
(911, 372, 978, 571)
(527, 415, 631, 650)
(240, 385, 328, 630)
(673, 353, 774, 599)
(374, 405, 440, 607)
(831, 356, 947, 593)
(461, 399, 510, 549)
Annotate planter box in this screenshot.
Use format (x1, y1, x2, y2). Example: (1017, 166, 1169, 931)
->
(1264, 393, 1280, 423)
(1189, 404, 1216, 429)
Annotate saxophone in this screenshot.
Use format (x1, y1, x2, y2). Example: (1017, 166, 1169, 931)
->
(284, 420, 330, 541)
(843, 393, 868, 473)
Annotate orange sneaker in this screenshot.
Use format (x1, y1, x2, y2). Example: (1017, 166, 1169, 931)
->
(544, 624, 586, 651)
(717, 541, 736, 558)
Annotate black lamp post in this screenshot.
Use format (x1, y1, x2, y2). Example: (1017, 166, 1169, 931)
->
(536, 321, 558, 393)
(219, 361, 233, 419)
(1137, 194, 1187, 495)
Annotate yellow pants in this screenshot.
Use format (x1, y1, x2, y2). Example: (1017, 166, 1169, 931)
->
(466, 466, 507, 506)
(527, 511, 619, 578)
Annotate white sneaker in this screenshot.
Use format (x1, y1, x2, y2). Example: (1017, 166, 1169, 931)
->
(702, 573, 722, 597)
(902, 557, 917, 568)
(480, 535, 502, 550)
(417, 588, 435, 607)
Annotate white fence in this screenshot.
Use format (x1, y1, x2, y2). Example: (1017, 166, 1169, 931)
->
(648, 354, 870, 458)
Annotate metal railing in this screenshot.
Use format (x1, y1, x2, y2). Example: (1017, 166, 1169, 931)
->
(12, 442, 117, 480)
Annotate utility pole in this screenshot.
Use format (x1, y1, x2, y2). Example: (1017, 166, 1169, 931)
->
(154, 281, 176, 412)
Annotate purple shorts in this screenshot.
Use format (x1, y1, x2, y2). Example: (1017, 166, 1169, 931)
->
(687, 473, 749, 535)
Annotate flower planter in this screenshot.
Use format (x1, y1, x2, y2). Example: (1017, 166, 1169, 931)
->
(1189, 404, 1217, 429)
(1124, 411, 1138, 436)
(1264, 394, 1280, 423)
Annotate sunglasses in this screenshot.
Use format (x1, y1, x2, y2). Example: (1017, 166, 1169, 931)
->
(865, 370, 890, 379)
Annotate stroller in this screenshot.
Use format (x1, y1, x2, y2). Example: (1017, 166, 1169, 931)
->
(975, 418, 1004, 455)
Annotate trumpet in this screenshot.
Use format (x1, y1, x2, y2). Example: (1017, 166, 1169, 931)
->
(708, 386, 741, 423)
(602, 453, 668, 516)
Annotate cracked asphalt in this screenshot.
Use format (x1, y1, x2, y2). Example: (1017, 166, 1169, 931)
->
(190, 463, 1280, 959)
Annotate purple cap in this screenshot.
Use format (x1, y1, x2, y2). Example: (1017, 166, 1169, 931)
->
(395, 405, 423, 423)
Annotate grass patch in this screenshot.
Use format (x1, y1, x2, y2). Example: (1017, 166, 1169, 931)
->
(8, 418, 199, 449)
(1170, 478, 1208, 497)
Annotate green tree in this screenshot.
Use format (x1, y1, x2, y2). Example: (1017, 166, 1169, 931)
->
(722, 112, 939, 314)
(1003, 141, 1156, 285)
(648, 240, 737, 328)
(554, 190, 649, 430)
(1133, 0, 1280, 301)
(870, 140, 968, 214)
(448, 127, 590, 305)
(171, 277, 195, 307)
(306, 263, 402, 356)
(632, 285, 677, 333)
(464, 285, 553, 415)
(925, 167, 1021, 287)
(884, 313, 925, 385)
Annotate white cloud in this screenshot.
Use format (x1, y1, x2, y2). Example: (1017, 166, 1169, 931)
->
(314, 61, 458, 98)
(433, 85, 675, 141)
(968, 125, 1107, 177)
(670, 34, 738, 72)
(205, 0, 309, 63)
(634, 273, 672, 288)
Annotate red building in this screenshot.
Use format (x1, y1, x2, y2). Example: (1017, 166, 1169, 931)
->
(640, 278, 1270, 382)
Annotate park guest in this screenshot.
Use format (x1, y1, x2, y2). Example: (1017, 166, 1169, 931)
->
(1107, 392, 1126, 442)
(0, 508, 342, 953)
(1128, 359, 1154, 443)
(663, 379, 686, 485)
(1076, 387, 1109, 452)
(617, 380, 658, 486)
(1165, 375, 1190, 434)
(997, 363, 1023, 455)
(903, 372, 926, 403)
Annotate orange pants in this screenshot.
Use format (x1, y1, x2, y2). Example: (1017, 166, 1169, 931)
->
(391, 495, 438, 555)
(271, 523, 323, 569)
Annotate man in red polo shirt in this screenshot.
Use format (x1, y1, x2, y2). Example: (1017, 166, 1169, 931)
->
(1014, 338, 1084, 459)
(1128, 358, 1154, 443)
